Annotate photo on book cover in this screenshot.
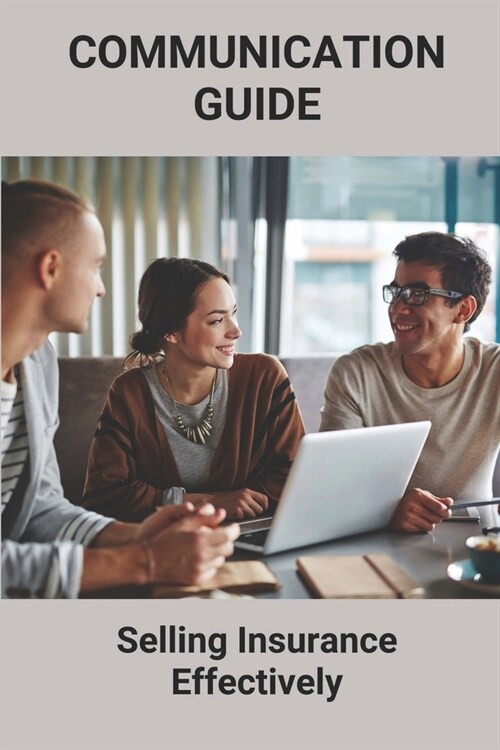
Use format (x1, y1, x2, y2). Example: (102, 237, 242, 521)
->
(2, 155, 499, 600)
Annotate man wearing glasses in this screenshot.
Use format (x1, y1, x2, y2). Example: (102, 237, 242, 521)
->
(320, 231, 499, 533)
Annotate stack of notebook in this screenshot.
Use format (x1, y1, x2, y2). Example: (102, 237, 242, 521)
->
(153, 560, 281, 597)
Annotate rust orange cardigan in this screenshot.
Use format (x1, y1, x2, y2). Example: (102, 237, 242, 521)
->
(80, 354, 305, 521)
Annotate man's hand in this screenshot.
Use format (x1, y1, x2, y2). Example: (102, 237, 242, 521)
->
(134, 501, 198, 542)
(82, 504, 239, 591)
(185, 489, 269, 520)
(390, 487, 453, 533)
(145, 505, 240, 586)
(89, 503, 200, 548)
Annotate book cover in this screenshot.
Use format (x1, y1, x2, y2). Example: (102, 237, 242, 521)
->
(1, 2, 499, 750)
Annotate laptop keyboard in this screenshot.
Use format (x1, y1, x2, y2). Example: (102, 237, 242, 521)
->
(239, 528, 270, 546)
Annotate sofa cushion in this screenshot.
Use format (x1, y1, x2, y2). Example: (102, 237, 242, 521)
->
(54, 357, 123, 503)
(280, 354, 335, 433)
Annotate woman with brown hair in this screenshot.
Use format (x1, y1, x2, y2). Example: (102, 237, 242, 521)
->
(81, 257, 305, 522)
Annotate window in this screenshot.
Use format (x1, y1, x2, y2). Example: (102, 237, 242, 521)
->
(279, 157, 499, 354)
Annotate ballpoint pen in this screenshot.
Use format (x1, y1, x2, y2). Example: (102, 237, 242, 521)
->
(451, 498, 500, 510)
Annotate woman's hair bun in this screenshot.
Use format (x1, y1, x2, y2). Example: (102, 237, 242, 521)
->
(129, 329, 156, 354)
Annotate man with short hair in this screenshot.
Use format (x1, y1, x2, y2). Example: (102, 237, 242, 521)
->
(1, 179, 239, 598)
(320, 231, 500, 532)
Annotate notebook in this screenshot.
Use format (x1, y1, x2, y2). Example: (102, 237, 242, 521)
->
(235, 421, 431, 554)
(296, 553, 424, 599)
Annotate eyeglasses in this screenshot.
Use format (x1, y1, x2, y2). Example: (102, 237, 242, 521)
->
(382, 284, 464, 307)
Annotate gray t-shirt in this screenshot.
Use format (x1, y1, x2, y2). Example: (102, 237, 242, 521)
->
(143, 366, 228, 504)
(320, 338, 500, 521)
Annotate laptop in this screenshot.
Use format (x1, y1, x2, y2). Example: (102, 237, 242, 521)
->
(235, 421, 431, 554)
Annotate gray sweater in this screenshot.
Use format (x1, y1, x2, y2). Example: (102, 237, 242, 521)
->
(1, 342, 112, 598)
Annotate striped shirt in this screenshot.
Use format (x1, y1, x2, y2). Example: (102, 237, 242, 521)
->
(1, 371, 29, 514)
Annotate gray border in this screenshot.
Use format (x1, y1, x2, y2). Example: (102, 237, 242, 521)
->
(1, 2, 499, 749)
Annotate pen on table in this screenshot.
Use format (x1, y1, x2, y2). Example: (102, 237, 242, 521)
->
(451, 498, 500, 510)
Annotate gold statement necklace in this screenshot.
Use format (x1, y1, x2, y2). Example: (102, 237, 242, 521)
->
(161, 365, 216, 445)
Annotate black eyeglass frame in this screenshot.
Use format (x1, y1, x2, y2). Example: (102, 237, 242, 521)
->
(382, 284, 465, 307)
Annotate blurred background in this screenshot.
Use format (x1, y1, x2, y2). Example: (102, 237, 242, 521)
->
(3, 155, 499, 356)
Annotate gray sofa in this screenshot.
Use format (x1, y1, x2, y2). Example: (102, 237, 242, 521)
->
(55, 354, 500, 505)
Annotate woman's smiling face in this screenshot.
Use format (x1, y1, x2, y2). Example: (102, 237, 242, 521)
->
(167, 276, 241, 369)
